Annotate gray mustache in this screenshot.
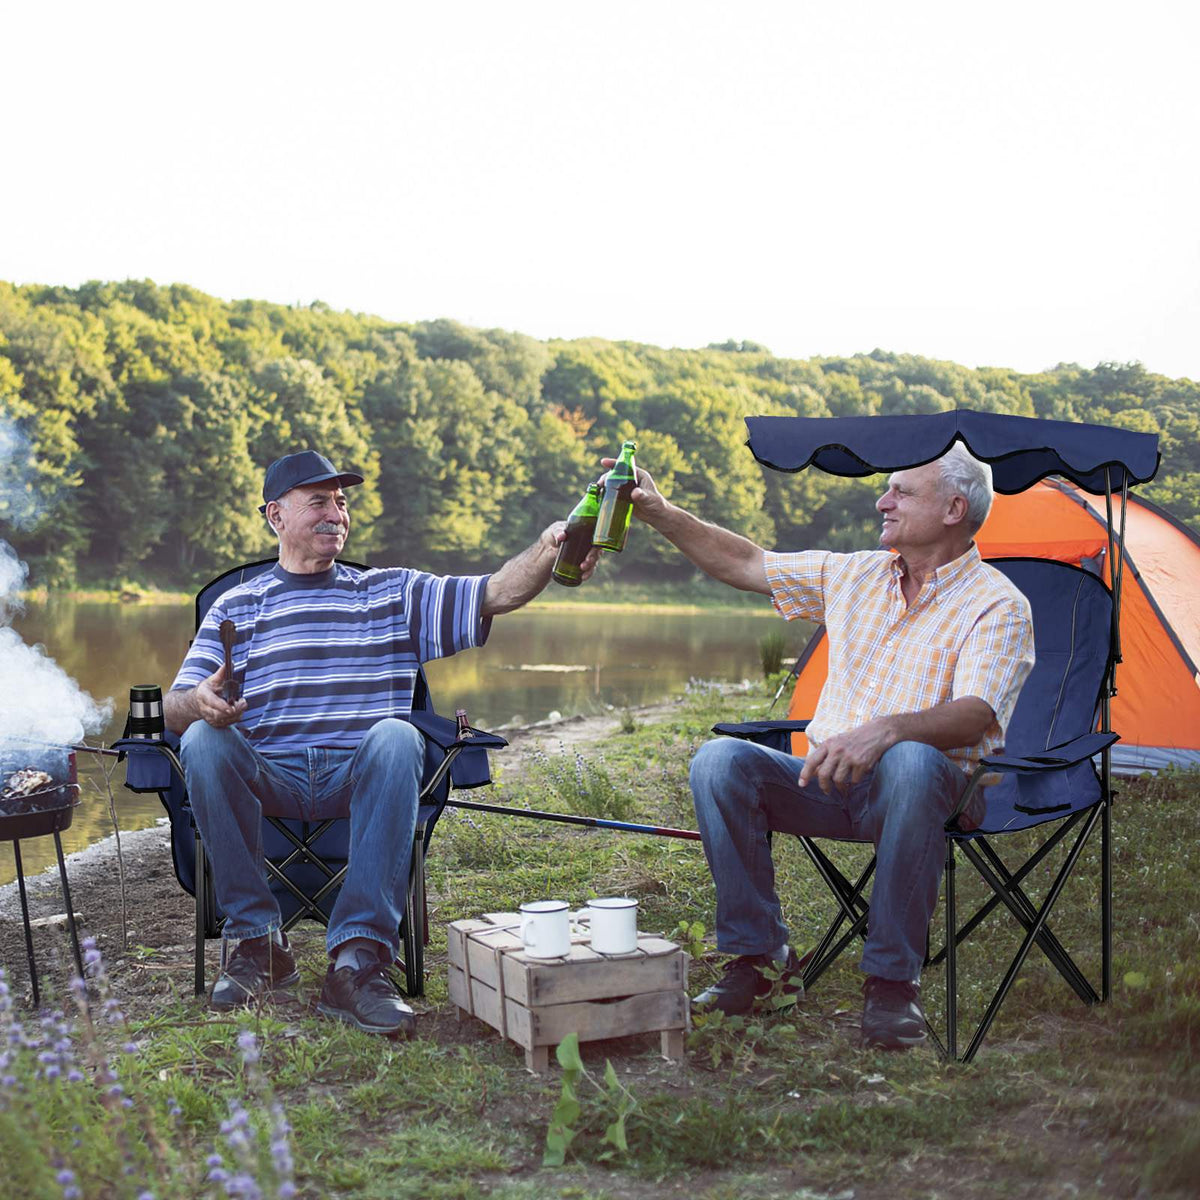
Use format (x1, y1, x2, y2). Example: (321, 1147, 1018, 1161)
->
(313, 522, 344, 534)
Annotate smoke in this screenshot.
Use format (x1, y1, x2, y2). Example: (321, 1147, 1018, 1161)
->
(0, 422, 111, 750)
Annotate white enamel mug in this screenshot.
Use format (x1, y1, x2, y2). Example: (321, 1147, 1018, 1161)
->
(587, 896, 639, 955)
(519, 900, 571, 958)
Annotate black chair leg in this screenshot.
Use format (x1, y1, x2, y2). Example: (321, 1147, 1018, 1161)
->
(403, 834, 425, 997)
(1101, 788, 1112, 1002)
(960, 803, 1102, 1063)
(945, 836, 958, 1061)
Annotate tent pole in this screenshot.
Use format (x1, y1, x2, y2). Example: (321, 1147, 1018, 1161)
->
(1115, 475, 1129, 647)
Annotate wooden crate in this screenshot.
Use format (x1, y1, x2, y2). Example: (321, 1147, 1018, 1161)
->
(447, 911, 690, 1073)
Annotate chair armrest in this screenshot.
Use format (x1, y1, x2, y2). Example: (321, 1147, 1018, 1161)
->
(711, 720, 810, 755)
(980, 731, 1119, 774)
(407, 709, 508, 752)
(113, 737, 182, 792)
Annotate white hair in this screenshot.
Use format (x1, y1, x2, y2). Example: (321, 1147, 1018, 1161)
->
(936, 443, 993, 533)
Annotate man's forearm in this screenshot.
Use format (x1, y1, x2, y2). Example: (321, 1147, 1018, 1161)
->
(647, 501, 770, 595)
(163, 688, 200, 735)
(878, 697, 995, 752)
(482, 538, 556, 616)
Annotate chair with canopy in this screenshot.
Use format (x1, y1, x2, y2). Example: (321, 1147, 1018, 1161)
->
(713, 409, 1159, 1061)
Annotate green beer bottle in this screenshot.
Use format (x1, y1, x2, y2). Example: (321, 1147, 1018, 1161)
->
(552, 483, 602, 587)
(593, 440, 638, 552)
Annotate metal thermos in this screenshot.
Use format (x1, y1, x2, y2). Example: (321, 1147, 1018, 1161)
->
(128, 684, 165, 740)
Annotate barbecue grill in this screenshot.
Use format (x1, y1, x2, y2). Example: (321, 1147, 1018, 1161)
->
(1, 745, 84, 1003)
(1, 747, 80, 838)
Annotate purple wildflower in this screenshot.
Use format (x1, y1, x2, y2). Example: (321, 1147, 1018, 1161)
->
(236, 1029, 260, 1065)
(224, 1173, 263, 1199)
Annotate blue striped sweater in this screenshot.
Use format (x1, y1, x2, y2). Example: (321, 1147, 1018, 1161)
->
(171, 563, 491, 750)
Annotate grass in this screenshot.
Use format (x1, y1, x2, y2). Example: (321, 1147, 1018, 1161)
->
(4, 681, 1199, 1198)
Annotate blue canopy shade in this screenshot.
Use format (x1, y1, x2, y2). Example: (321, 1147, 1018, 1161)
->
(743, 409, 1160, 494)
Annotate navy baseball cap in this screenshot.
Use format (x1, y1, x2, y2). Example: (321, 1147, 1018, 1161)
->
(259, 451, 364, 513)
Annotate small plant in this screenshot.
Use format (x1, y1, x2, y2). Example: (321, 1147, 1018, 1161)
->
(619, 708, 638, 734)
(758, 630, 787, 679)
(526, 747, 634, 821)
(673, 919, 707, 960)
(543, 1034, 639, 1167)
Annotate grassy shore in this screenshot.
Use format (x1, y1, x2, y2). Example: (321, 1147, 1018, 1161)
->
(19, 585, 193, 605)
(4, 681, 1199, 1198)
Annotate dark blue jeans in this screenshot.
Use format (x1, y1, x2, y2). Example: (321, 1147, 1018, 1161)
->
(180, 718, 423, 961)
(689, 738, 971, 982)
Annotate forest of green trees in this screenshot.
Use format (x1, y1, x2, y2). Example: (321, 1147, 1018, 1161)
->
(2, 279, 1198, 590)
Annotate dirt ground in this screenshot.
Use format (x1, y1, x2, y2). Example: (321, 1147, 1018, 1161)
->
(0, 702, 680, 1016)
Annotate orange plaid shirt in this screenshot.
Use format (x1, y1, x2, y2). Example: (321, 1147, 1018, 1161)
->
(765, 544, 1035, 776)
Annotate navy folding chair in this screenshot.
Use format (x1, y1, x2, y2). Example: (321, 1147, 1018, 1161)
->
(120, 558, 506, 998)
(716, 557, 1118, 1060)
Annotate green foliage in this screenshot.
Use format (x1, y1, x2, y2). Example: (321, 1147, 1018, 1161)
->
(673, 918, 707, 959)
(542, 1034, 639, 1167)
(3, 279, 1197, 589)
(757, 629, 786, 678)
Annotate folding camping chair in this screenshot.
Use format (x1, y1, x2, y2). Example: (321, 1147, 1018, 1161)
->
(709, 409, 1159, 1061)
(716, 556, 1118, 1060)
(120, 557, 506, 998)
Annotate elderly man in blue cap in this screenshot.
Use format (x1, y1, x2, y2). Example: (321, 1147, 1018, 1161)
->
(164, 451, 598, 1036)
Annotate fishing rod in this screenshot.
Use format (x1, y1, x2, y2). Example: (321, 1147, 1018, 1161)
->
(52, 742, 700, 841)
(443, 796, 702, 841)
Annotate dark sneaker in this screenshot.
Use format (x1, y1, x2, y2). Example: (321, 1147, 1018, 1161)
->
(691, 948, 805, 1016)
(210, 934, 299, 1011)
(861, 976, 928, 1050)
(317, 959, 416, 1037)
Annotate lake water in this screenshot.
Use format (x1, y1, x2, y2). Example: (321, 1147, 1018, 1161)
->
(2, 597, 805, 884)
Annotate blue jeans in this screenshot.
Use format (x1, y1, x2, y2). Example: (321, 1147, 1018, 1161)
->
(180, 718, 423, 961)
(690, 738, 971, 982)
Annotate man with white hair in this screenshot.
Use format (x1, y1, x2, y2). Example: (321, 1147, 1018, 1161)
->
(610, 441, 1034, 1049)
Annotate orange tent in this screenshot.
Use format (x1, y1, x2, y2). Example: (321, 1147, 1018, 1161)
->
(785, 478, 1200, 774)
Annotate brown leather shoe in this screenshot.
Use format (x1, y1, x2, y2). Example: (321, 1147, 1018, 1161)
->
(861, 976, 928, 1049)
(316, 959, 416, 1037)
(210, 934, 299, 1011)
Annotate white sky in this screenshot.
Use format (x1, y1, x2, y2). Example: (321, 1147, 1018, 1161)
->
(3, 1, 1198, 380)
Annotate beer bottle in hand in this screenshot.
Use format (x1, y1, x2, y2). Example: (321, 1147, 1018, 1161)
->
(552, 483, 602, 587)
(592, 440, 638, 552)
